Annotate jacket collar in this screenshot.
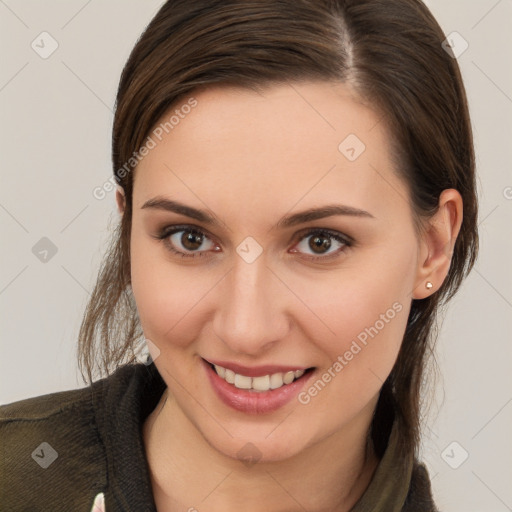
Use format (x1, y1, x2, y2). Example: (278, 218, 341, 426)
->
(91, 361, 165, 511)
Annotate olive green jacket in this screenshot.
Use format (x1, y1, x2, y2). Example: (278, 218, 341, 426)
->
(0, 362, 439, 511)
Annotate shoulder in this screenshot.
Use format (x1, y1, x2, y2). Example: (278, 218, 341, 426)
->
(402, 460, 440, 512)
(0, 381, 107, 510)
(0, 361, 147, 425)
(0, 385, 92, 422)
(0, 362, 163, 511)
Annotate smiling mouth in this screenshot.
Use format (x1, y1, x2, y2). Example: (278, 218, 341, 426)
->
(206, 361, 315, 392)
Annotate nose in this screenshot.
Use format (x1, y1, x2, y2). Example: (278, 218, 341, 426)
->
(212, 251, 289, 356)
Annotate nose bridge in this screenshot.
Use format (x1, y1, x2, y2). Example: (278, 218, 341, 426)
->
(213, 251, 288, 354)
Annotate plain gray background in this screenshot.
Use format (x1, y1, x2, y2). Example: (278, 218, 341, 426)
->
(1, 1, 511, 510)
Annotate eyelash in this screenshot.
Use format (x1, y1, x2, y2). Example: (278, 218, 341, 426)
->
(154, 224, 353, 261)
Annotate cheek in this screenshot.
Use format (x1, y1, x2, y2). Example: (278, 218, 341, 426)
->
(299, 278, 408, 364)
(129, 229, 204, 348)
(306, 245, 412, 317)
(294, 239, 416, 383)
(292, 283, 409, 422)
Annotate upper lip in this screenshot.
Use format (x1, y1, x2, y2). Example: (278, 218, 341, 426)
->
(204, 358, 311, 377)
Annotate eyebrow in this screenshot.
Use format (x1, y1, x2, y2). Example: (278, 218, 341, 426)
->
(141, 197, 375, 229)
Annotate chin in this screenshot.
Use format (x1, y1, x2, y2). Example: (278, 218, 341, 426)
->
(206, 427, 313, 465)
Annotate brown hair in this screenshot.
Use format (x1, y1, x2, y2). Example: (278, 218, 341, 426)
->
(78, 0, 478, 463)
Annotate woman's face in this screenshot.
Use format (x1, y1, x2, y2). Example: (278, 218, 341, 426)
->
(128, 81, 426, 462)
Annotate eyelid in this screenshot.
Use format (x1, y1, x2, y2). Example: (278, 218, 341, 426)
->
(157, 223, 218, 244)
(291, 226, 354, 245)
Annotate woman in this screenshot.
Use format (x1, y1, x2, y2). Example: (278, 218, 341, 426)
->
(0, 0, 478, 510)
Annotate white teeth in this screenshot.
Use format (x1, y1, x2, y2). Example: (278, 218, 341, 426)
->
(269, 373, 283, 389)
(283, 371, 295, 385)
(214, 365, 226, 379)
(225, 368, 235, 384)
(252, 375, 270, 391)
(234, 374, 252, 390)
(212, 363, 307, 391)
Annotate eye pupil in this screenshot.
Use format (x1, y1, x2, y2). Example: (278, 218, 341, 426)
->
(182, 231, 203, 250)
(309, 235, 331, 254)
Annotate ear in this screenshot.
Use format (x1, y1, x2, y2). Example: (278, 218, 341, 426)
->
(116, 185, 126, 215)
(411, 189, 463, 299)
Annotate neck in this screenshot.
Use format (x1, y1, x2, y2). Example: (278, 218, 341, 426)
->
(143, 389, 380, 512)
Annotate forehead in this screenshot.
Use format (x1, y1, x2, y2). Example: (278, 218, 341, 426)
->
(133, 81, 409, 225)
(153, 81, 381, 163)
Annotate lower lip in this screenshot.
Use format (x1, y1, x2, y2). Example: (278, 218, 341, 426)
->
(202, 359, 315, 414)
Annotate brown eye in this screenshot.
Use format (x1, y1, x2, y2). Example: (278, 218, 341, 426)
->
(309, 234, 332, 254)
(292, 229, 351, 260)
(161, 227, 217, 257)
(181, 231, 205, 251)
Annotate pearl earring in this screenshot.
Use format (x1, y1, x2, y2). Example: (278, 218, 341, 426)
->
(425, 281, 433, 290)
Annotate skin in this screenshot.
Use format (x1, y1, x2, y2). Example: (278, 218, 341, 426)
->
(116, 81, 462, 512)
